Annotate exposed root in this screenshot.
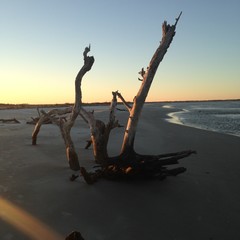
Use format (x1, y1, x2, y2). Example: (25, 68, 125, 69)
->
(80, 150, 196, 184)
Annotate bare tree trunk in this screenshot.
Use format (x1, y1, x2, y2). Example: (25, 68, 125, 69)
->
(90, 119, 109, 164)
(59, 46, 94, 170)
(121, 13, 182, 154)
(31, 46, 94, 171)
(80, 91, 119, 165)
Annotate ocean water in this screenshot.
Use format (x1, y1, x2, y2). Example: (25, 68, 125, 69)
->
(164, 100, 240, 137)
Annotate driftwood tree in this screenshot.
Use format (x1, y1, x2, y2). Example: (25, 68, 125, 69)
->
(32, 13, 196, 184)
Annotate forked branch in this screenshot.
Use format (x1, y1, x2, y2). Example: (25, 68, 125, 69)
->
(115, 91, 132, 112)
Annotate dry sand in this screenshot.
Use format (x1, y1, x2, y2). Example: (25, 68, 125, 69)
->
(0, 105, 240, 240)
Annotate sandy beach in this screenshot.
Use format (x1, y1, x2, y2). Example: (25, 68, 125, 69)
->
(1, 105, 240, 240)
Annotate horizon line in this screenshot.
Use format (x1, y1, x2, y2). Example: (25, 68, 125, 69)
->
(1, 98, 240, 107)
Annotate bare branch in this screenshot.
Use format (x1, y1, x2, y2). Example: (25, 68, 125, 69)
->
(108, 91, 118, 129)
(174, 11, 182, 27)
(79, 107, 96, 130)
(138, 67, 146, 81)
(0, 118, 20, 123)
(37, 108, 41, 117)
(115, 91, 132, 112)
(41, 107, 72, 116)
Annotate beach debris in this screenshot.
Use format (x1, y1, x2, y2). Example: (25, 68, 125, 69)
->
(0, 118, 20, 123)
(26, 116, 52, 125)
(80, 150, 196, 183)
(65, 231, 85, 240)
(116, 107, 127, 112)
(84, 140, 92, 149)
(26, 111, 67, 125)
(70, 174, 79, 181)
(30, 12, 196, 184)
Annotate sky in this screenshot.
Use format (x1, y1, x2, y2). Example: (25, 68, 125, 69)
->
(1, 0, 240, 104)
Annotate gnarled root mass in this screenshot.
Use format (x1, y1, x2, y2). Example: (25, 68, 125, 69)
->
(80, 150, 196, 184)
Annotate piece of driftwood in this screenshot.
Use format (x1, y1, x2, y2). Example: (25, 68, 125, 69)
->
(80, 150, 196, 184)
(70, 174, 79, 181)
(77, 12, 197, 184)
(27, 109, 68, 125)
(27, 117, 51, 125)
(84, 140, 92, 149)
(31, 13, 196, 184)
(58, 46, 94, 171)
(65, 231, 85, 240)
(32, 46, 94, 171)
(31, 107, 72, 145)
(0, 118, 20, 123)
(116, 107, 127, 112)
(80, 13, 184, 168)
(81, 91, 122, 165)
(121, 13, 182, 154)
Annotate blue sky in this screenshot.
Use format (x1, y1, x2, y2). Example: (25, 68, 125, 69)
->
(1, 0, 240, 104)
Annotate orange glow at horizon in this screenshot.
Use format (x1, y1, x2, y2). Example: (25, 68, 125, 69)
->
(1, 73, 239, 104)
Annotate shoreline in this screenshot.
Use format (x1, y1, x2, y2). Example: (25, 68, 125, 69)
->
(1, 106, 240, 239)
(166, 110, 240, 138)
(163, 103, 240, 138)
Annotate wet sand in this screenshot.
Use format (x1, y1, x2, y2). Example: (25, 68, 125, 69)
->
(0, 106, 240, 240)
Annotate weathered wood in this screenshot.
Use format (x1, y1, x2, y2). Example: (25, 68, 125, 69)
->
(65, 231, 85, 240)
(115, 91, 132, 112)
(31, 46, 94, 171)
(27, 117, 52, 125)
(28, 107, 69, 125)
(0, 118, 20, 123)
(31, 107, 72, 145)
(69, 174, 79, 181)
(77, 13, 197, 184)
(80, 91, 119, 164)
(121, 12, 182, 154)
(80, 150, 195, 183)
(31, 13, 196, 184)
(59, 46, 94, 170)
(84, 140, 92, 149)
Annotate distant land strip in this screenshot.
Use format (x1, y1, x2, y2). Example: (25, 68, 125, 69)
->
(0, 99, 239, 110)
(0, 102, 124, 110)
